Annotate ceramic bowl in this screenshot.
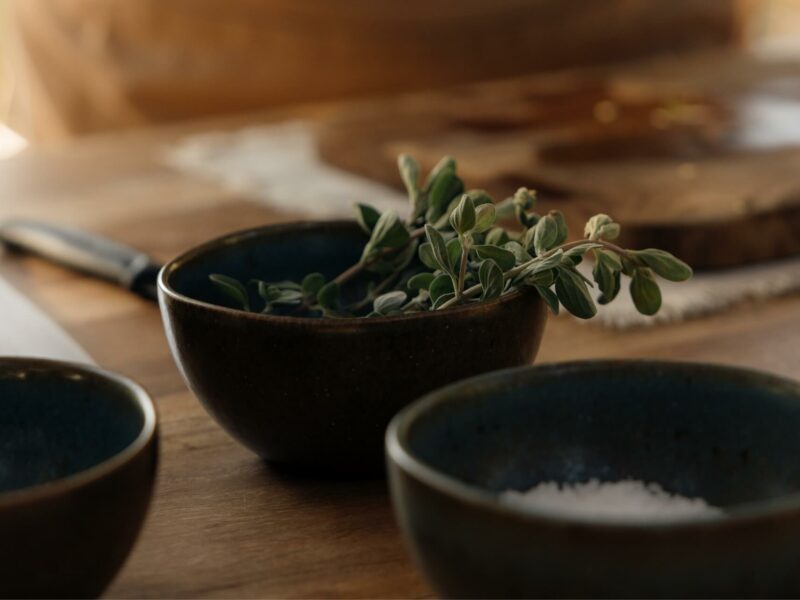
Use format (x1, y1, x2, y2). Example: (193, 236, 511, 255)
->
(387, 360, 800, 597)
(158, 220, 546, 473)
(0, 357, 158, 598)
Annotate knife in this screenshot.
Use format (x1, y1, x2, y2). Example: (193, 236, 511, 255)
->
(0, 219, 161, 301)
(0, 274, 94, 363)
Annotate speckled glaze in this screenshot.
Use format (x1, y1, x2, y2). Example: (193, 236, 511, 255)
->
(387, 360, 800, 598)
(0, 358, 158, 598)
(158, 221, 546, 473)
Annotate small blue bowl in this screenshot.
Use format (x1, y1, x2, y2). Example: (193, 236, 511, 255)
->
(0, 358, 158, 598)
(387, 360, 800, 598)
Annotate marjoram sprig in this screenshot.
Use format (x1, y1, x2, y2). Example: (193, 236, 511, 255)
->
(210, 154, 692, 318)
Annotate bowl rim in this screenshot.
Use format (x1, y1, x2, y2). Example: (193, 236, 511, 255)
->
(157, 219, 536, 327)
(0, 357, 157, 508)
(386, 359, 800, 531)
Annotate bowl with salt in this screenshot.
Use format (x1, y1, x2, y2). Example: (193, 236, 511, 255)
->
(386, 360, 800, 598)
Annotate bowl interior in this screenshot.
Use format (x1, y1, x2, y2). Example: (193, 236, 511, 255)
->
(401, 362, 800, 509)
(0, 362, 148, 494)
(165, 222, 369, 310)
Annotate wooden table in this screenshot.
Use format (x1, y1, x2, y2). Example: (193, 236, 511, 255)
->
(2, 106, 800, 598)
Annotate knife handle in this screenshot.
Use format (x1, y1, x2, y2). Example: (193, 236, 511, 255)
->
(0, 219, 161, 300)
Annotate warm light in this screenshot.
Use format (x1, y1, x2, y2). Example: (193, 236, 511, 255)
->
(0, 124, 27, 159)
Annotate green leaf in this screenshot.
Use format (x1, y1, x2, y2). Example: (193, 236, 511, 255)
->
(432, 292, 456, 310)
(423, 156, 456, 193)
(485, 227, 509, 246)
(255, 281, 303, 306)
(418, 242, 440, 270)
(301, 272, 326, 297)
(512, 187, 537, 211)
(446, 237, 463, 273)
(434, 190, 494, 232)
(533, 214, 559, 256)
(563, 242, 602, 265)
(503, 241, 532, 265)
(522, 226, 536, 252)
(464, 189, 494, 207)
(354, 203, 381, 234)
(209, 274, 250, 311)
(633, 249, 693, 282)
(592, 255, 616, 302)
(425, 224, 452, 274)
(592, 250, 622, 304)
(621, 255, 640, 277)
(449, 194, 476, 234)
(584, 214, 620, 241)
(426, 165, 464, 222)
(525, 268, 554, 288)
(550, 210, 568, 246)
(431, 294, 456, 310)
(494, 196, 515, 220)
(407, 272, 435, 290)
(368, 210, 410, 251)
(374, 290, 407, 315)
(517, 249, 563, 278)
(555, 267, 597, 319)
(473, 203, 496, 233)
(400, 290, 428, 313)
(398, 154, 422, 216)
(596, 249, 622, 271)
(517, 209, 540, 230)
(478, 260, 504, 300)
(317, 281, 341, 311)
(630, 268, 662, 315)
(266, 280, 303, 291)
(429, 274, 454, 304)
(269, 289, 304, 305)
(256, 281, 281, 303)
(597, 270, 621, 305)
(563, 261, 595, 286)
(473, 245, 515, 271)
(536, 285, 560, 315)
(432, 211, 453, 232)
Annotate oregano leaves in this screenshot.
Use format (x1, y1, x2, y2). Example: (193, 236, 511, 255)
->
(209, 154, 692, 319)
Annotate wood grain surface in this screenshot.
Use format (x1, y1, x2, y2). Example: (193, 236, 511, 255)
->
(2, 79, 800, 598)
(317, 52, 800, 269)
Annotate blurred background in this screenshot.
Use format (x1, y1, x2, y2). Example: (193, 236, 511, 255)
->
(0, 0, 797, 153)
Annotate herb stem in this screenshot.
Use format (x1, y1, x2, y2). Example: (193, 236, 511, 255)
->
(333, 226, 426, 287)
(350, 269, 402, 312)
(333, 261, 367, 287)
(437, 238, 630, 310)
(455, 234, 470, 302)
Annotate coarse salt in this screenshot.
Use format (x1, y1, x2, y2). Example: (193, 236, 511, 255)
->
(501, 479, 723, 521)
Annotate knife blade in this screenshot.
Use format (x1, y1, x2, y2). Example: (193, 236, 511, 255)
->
(0, 220, 161, 301)
(0, 274, 94, 363)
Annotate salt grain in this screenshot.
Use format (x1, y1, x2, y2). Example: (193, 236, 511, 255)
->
(501, 479, 723, 521)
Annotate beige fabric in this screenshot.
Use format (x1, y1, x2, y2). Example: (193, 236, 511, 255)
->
(5, 0, 743, 140)
(164, 120, 800, 330)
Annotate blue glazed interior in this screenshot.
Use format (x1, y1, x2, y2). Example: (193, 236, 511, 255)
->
(0, 367, 144, 493)
(406, 363, 800, 507)
(167, 225, 370, 310)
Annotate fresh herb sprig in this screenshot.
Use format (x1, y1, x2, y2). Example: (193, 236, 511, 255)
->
(210, 155, 691, 318)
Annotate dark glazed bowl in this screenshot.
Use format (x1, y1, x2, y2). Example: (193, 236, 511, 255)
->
(387, 360, 800, 598)
(0, 357, 158, 598)
(158, 221, 545, 473)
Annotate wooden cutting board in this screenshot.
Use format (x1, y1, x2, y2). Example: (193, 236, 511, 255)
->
(317, 52, 800, 269)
